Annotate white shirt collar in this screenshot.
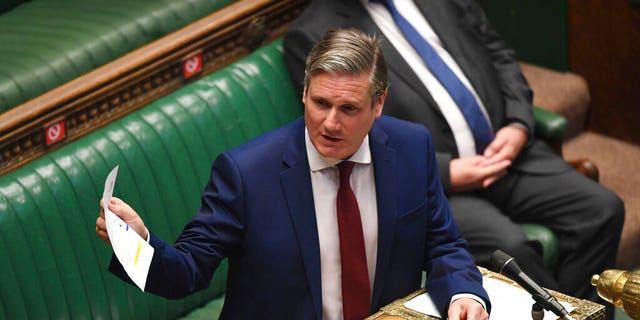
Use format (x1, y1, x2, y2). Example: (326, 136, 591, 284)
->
(304, 127, 372, 172)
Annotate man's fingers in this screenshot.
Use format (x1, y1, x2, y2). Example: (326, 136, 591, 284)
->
(449, 299, 488, 320)
(482, 159, 511, 175)
(483, 136, 506, 157)
(107, 197, 133, 218)
(95, 216, 112, 246)
(96, 227, 112, 246)
(448, 306, 462, 320)
(482, 176, 498, 188)
(105, 197, 148, 240)
(483, 169, 508, 188)
(480, 160, 510, 188)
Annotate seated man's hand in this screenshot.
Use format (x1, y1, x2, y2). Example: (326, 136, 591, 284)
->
(96, 197, 148, 245)
(483, 125, 528, 163)
(448, 297, 489, 320)
(450, 155, 511, 192)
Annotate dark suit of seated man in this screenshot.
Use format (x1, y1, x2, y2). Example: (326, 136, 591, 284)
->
(283, 1, 624, 317)
(96, 28, 490, 320)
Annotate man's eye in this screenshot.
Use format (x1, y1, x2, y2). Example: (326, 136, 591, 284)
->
(342, 105, 357, 112)
(315, 99, 330, 107)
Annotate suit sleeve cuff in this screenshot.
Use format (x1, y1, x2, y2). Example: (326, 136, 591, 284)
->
(507, 120, 529, 133)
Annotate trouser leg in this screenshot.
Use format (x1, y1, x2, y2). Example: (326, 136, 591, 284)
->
(488, 169, 624, 318)
(447, 194, 560, 291)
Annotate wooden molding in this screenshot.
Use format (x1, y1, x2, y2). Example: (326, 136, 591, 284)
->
(0, 0, 307, 174)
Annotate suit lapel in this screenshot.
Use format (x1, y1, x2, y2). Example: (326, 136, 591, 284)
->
(367, 122, 399, 309)
(280, 120, 323, 319)
(416, 0, 460, 56)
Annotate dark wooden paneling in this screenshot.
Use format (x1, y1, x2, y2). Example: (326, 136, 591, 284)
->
(568, 0, 640, 144)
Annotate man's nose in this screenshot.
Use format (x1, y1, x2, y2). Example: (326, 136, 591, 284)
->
(324, 108, 341, 131)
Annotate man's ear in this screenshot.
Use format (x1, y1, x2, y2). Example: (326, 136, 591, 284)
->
(302, 86, 307, 104)
(374, 89, 388, 117)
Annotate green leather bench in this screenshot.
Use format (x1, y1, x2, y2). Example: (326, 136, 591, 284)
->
(0, 39, 299, 320)
(0, 38, 561, 319)
(0, 0, 235, 113)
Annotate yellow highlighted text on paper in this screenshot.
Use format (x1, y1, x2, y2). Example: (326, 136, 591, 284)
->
(134, 240, 143, 266)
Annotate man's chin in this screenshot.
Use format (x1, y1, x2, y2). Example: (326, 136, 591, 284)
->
(317, 146, 348, 160)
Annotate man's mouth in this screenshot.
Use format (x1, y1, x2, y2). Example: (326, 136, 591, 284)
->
(322, 134, 341, 142)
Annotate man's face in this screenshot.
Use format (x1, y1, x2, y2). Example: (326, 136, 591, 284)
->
(303, 71, 385, 160)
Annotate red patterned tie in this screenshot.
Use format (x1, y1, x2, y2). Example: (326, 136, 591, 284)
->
(336, 161, 371, 320)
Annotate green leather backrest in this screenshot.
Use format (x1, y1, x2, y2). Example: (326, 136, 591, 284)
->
(0, 0, 25, 13)
(0, 0, 235, 113)
(0, 39, 302, 320)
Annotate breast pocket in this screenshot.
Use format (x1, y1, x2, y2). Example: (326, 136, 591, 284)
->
(398, 199, 427, 222)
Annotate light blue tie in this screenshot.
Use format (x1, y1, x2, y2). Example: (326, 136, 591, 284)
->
(378, 0, 493, 153)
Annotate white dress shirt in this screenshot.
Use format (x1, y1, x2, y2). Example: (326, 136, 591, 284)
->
(305, 129, 379, 320)
(363, 0, 492, 158)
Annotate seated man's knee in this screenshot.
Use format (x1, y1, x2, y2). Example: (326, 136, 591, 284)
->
(597, 189, 625, 230)
(499, 238, 541, 258)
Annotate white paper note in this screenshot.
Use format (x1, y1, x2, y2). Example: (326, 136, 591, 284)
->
(404, 276, 575, 319)
(102, 166, 154, 291)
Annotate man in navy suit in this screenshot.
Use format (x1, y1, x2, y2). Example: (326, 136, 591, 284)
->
(96, 28, 490, 319)
(283, 0, 624, 316)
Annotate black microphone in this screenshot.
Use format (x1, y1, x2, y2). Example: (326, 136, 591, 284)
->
(490, 250, 575, 320)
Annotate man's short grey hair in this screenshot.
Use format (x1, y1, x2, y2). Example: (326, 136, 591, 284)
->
(304, 28, 389, 105)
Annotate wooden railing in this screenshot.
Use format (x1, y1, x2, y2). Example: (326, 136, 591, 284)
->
(0, 0, 307, 174)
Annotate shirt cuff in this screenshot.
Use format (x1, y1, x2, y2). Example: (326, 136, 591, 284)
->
(450, 293, 487, 311)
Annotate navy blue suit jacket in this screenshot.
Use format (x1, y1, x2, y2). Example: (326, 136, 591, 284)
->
(111, 116, 489, 318)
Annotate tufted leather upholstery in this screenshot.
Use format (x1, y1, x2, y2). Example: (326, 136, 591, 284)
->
(0, 0, 235, 113)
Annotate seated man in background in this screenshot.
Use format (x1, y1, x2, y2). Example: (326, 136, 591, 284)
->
(283, 0, 624, 316)
(96, 28, 490, 320)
